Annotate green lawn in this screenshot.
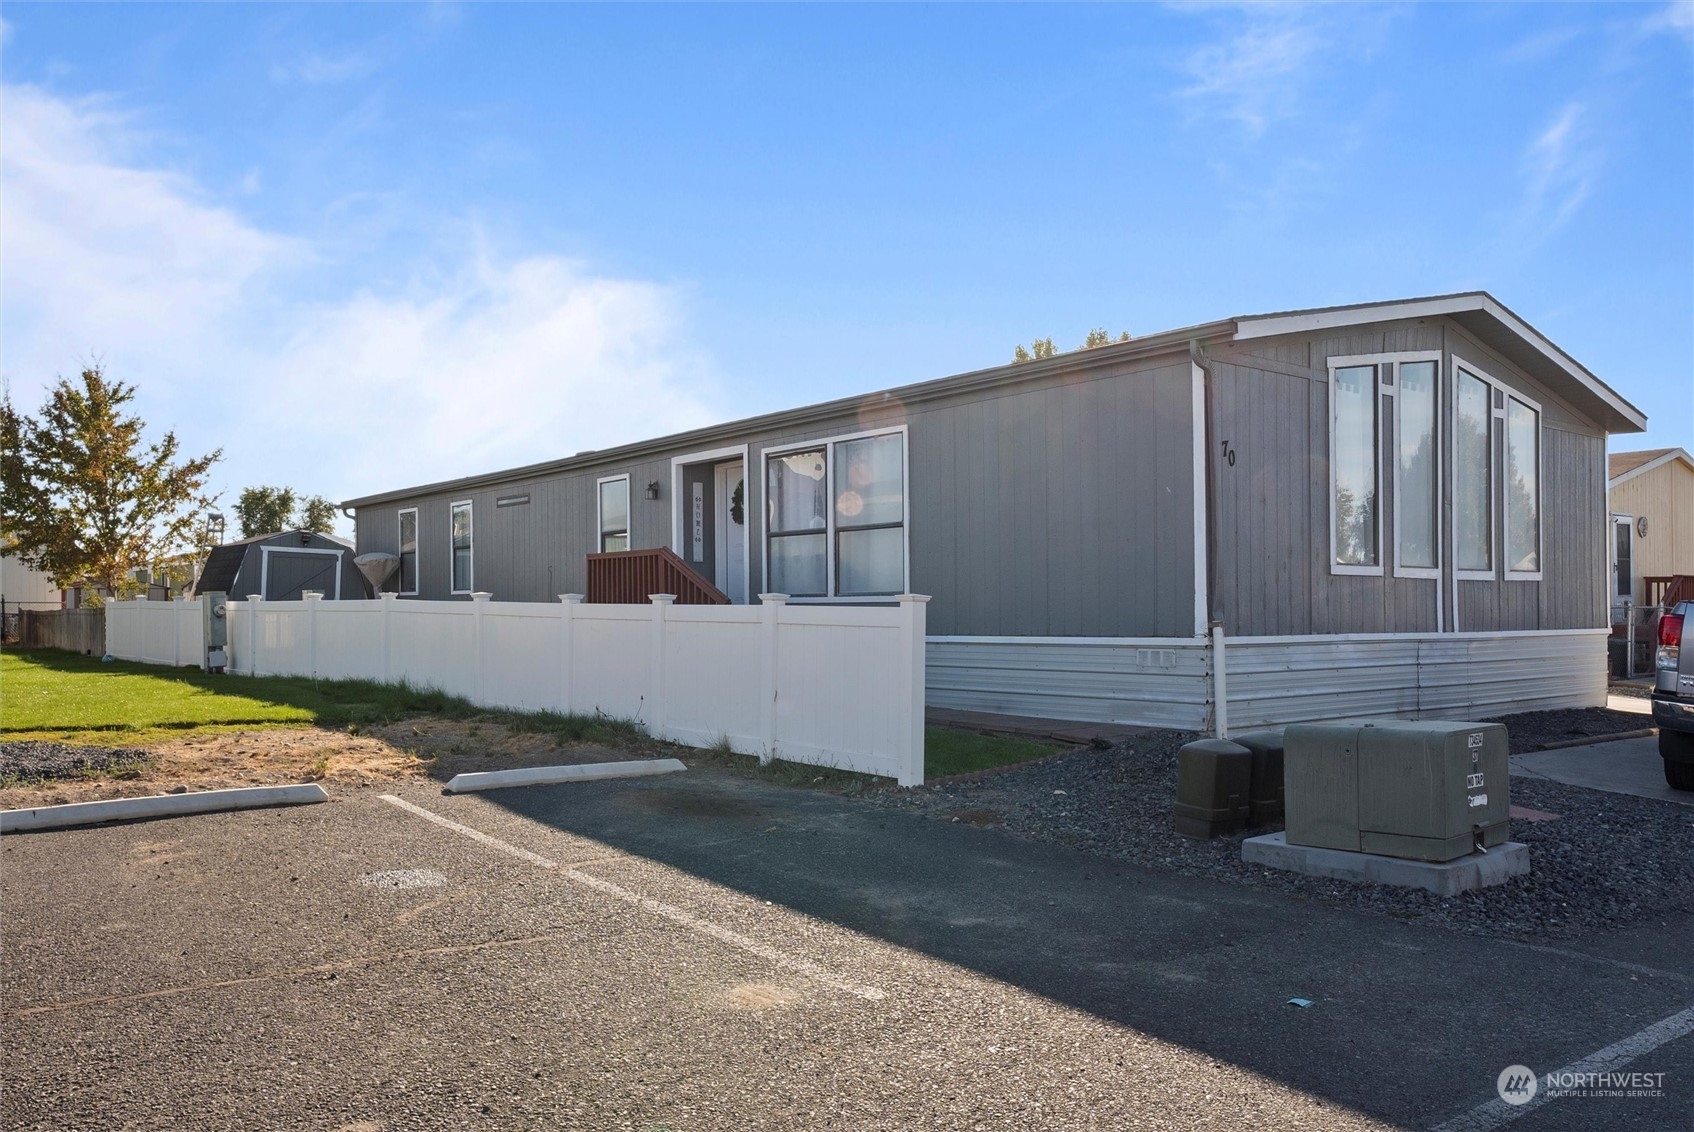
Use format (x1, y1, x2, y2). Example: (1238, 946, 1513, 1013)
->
(923, 727, 1056, 778)
(0, 649, 639, 746)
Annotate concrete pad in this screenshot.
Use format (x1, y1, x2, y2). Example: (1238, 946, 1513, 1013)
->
(0, 783, 329, 834)
(1511, 737, 1692, 807)
(1606, 694, 1654, 716)
(1242, 832, 1530, 896)
(442, 757, 687, 794)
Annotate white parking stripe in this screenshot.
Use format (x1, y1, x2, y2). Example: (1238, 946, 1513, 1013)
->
(1430, 1004, 1694, 1132)
(378, 794, 887, 1001)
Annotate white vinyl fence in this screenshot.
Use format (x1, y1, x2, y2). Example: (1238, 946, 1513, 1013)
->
(106, 592, 929, 785)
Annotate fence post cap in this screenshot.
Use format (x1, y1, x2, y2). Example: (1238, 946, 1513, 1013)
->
(471, 592, 493, 602)
(378, 591, 398, 602)
(897, 593, 932, 604)
(303, 590, 323, 601)
(757, 593, 791, 605)
(246, 594, 263, 602)
(559, 593, 584, 604)
(649, 593, 676, 605)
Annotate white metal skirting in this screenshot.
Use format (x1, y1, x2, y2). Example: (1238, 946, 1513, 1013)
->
(925, 630, 1607, 731)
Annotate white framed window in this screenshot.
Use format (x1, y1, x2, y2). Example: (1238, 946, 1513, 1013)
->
(764, 426, 907, 600)
(449, 500, 473, 594)
(597, 475, 630, 553)
(1393, 355, 1441, 579)
(397, 508, 418, 595)
(1453, 363, 1494, 578)
(1328, 361, 1382, 575)
(1503, 390, 1542, 579)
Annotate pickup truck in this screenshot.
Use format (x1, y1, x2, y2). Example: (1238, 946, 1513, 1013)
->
(1654, 601, 1694, 791)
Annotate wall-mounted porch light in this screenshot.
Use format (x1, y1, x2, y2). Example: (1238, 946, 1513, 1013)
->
(645, 481, 662, 501)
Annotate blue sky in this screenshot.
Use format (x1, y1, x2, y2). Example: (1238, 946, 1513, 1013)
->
(2, 3, 1690, 523)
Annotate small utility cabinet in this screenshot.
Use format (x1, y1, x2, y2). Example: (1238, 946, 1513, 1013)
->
(1284, 720, 1510, 862)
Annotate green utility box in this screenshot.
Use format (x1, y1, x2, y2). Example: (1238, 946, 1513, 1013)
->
(1173, 739, 1252, 839)
(1284, 720, 1510, 862)
(1232, 730, 1286, 824)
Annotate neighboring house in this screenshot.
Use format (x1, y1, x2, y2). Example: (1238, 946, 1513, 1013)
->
(1608, 447, 1694, 614)
(0, 547, 63, 610)
(343, 292, 1647, 729)
(190, 531, 369, 601)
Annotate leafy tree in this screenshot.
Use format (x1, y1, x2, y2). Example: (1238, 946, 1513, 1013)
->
(298, 494, 339, 535)
(1012, 337, 1057, 362)
(1014, 328, 1130, 361)
(0, 367, 221, 595)
(233, 485, 297, 539)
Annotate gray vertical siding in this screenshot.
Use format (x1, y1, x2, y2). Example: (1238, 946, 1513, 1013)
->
(354, 311, 1610, 643)
(1208, 314, 1607, 638)
(355, 354, 1200, 635)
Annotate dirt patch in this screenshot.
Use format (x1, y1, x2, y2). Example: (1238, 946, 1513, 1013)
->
(0, 718, 649, 810)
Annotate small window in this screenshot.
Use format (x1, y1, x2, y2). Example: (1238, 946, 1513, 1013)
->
(1396, 361, 1438, 573)
(450, 500, 473, 594)
(397, 508, 418, 595)
(598, 476, 630, 553)
(1505, 396, 1541, 575)
(1454, 368, 1492, 574)
(765, 430, 906, 599)
(1331, 364, 1380, 570)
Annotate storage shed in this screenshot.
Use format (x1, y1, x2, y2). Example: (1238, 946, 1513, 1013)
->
(191, 531, 367, 601)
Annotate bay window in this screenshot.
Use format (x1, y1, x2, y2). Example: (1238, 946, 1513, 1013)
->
(1330, 364, 1380, 572)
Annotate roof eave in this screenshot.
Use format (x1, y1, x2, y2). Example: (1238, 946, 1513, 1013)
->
(1232, 291, 1648, 434)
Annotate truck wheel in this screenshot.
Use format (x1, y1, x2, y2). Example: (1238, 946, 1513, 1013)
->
(1661, 729, 1694, 762)
(1667, 761, 1694, 791)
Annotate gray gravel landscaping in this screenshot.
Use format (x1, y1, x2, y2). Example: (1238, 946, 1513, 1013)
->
(0, 740, 150, 784)
(867, 713, 1694, 942)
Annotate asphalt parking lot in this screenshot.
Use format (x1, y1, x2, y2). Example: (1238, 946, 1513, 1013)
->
(3, 770, 1691, 1131)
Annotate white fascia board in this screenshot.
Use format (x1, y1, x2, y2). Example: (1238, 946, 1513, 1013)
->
(1232, 293, 1648, 433)
(1609, 447, 1694, 489)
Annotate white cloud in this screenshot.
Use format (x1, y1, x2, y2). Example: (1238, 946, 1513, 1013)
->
(1178, 11, 1325, 134)
(0, 82, 721, 512)
(1642, 2, 1693, 38)
(1522, 101, 1598, 232)
(270, 50, 377, 86)
(1502, 26, 1583, 64)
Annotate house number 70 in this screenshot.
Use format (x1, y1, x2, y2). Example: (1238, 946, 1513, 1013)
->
(1220, 441, 1236, 467)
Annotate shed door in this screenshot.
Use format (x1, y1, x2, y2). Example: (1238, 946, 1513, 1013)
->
(264, 550, 343, 600)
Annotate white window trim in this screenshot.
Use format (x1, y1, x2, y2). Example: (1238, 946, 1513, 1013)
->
(1327, 359, 1384, 577)
(668, 443, 751, 601)
(258, 544, 344, 600)
(1611, 512, 1635, 603)
(397, 507, 419, 596)
(762, 424, 910, 603)
(1501, 386, 1545, 582)
(1452, 356, 1501, 582)
(596, 474, 630, 555)
(1389, 352, 1443, 580)
(449, 499, 474, 595)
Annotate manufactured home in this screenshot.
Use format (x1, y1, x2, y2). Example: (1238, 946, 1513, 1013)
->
(1608, 447, 1693, 614)
(343, 292, 1647, 730)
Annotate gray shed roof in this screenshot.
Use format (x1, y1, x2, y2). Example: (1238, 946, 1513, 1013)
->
(342, 291, 1647, 510)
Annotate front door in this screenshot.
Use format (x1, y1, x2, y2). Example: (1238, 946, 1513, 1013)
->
(1613, 515, 1635, 607)
(714, 461, 748, 604)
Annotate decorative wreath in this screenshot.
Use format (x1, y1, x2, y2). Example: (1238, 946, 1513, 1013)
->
(730, 479, 745, 525)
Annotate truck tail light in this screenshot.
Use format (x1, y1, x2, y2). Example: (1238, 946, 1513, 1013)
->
(1660, 613, 1683, 669)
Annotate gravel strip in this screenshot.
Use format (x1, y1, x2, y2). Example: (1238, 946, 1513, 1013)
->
(0, 740, 151, 783)
(1489, 706, 1653, 752)
(868, 715, 1694, 942)
(1608, 683, 1656, 701)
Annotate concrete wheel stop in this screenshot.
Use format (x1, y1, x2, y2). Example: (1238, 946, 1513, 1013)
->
(1, 783, 330, 834)
(442, 758, 688, 794)
(1242, 832, 1530, 897)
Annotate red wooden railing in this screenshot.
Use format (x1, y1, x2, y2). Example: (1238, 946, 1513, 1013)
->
(1646, 575, 1693, 609)
(586, 546, 731, 605)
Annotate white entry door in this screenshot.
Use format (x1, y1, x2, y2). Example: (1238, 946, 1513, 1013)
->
(714, 460, 748, 603)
